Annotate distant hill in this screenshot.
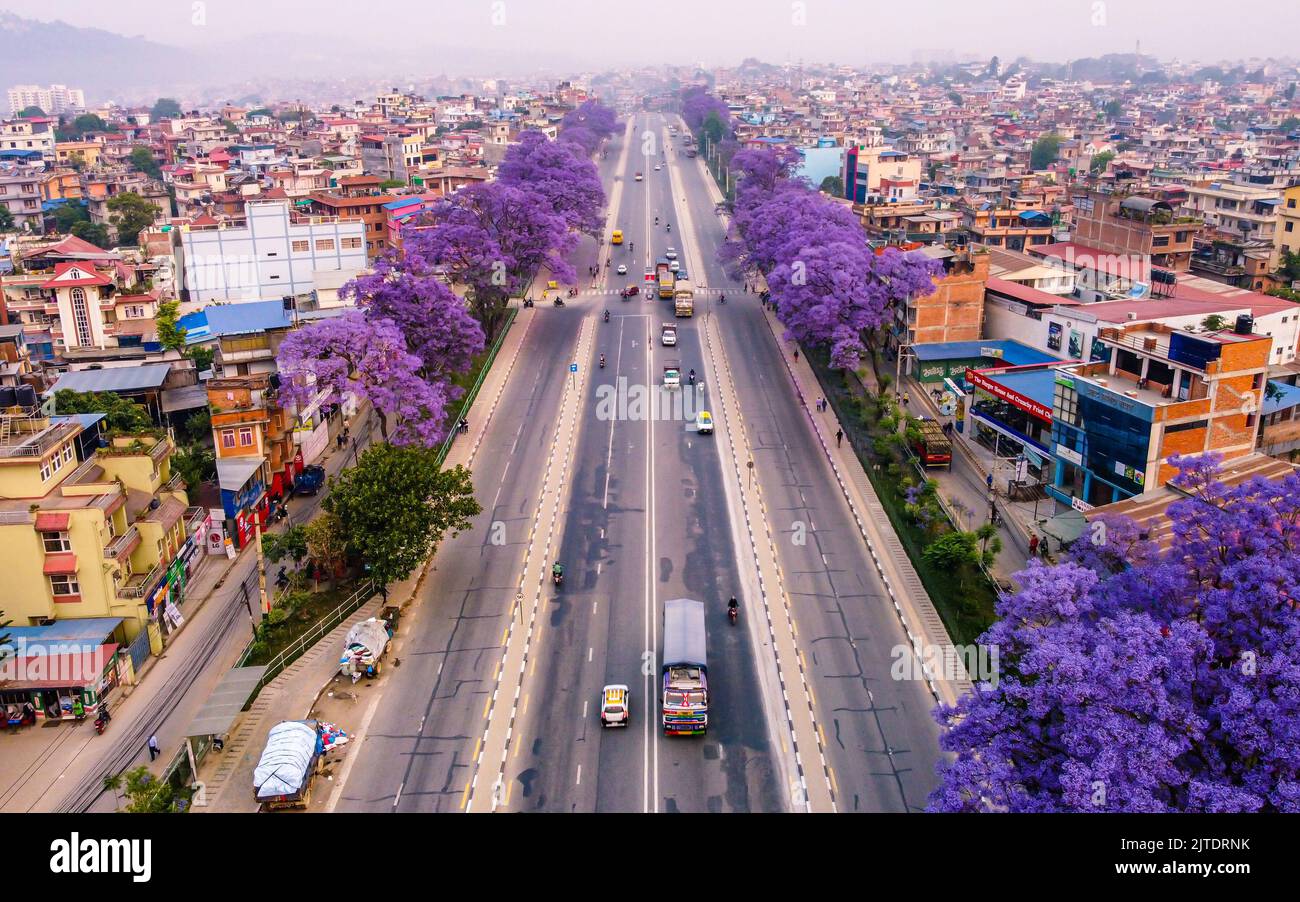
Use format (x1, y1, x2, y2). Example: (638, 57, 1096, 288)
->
(0, 12, 194, 102)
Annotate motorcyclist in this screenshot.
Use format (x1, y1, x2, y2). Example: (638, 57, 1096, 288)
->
(666, 223, 671, 232)
(655, 216, 659, 225)
(688, 368, 696, 384)
(728, 596, 738, 612)
(599, 353, 606, 368)
(604, 309, 610, 323)
(552, 562, 565, 584)
(720, 292, 726, 304)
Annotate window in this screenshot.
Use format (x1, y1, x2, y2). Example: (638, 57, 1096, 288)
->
(221, 429, 236, 449)
(40, 459, 52, 481)
(315, 238, 335, 251)
(1165, 419, 1207, 434)
(1288, 221, 1295, 233)
(291, 239, 309, 252)
(342, 237, 362, 249)
(43, 531, 71, 553)
(49, 574, 80, 597)
(238, 426, 254, 446)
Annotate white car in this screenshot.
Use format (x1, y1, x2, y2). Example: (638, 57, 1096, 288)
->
(634, 172, 643, 181)
(664, 248, 678, 260)
(669, 260, 680, 273)
(654, 164, 662, 171)
(601, 685, 630, 727)
(696, 411, 714, 434)
(661, 325, 677, 346)
(616, 264, 627, 275)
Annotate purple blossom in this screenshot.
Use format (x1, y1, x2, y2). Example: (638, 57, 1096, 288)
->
(499, 129, 606, 235)
(276, 310, 453, 449)
(931, 456, 1300, 812)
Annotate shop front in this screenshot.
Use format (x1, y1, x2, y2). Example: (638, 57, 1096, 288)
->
(0, 619, 125, 724)
(965, 365, 1057, 489)
(217, 457, 269, 550)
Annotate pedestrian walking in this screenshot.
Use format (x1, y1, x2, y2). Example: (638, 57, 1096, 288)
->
(1040, 537, 1051, 559)
(1028, 533, 1039, 557)
(835, 428, 843, 447)
(147, 734, 160, 761)
(793, 347, 799, 362)
(986, 473, 994, 492)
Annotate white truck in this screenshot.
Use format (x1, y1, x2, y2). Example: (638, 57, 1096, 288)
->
(663, 360, 681, 389)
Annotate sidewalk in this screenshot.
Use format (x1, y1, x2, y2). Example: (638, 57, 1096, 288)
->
(753, 304, 974, 706)
(898, 374, 1059, 581)
(6, 405, 373, 813)
(190, 307, 536, 812)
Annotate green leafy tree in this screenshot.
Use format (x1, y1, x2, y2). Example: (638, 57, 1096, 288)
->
(304, 510, 349, 580)
(170, 445, 214, 491)
(1089, 150, 1115, 175)
(922, 531, 982, 589)
(129, 146, 162, 180)
(187, 345, 215, 374)
(262, 524, 309, 567)
(106, 192, 159, 246)
(59, 113, 112, 141)
(182, 407, 211, 445)
(1102, 99, 1123, 119)
(1279, 116, 1300, 134)
(947, 91, 963, 107)
(101, 773, 124, 811)
(818, 175, 844, 196)
(53, 389, 152, 431)
(52, 202, 89, 233)
(1030, 133, 1062, 170)
(378, 179, 406, 189)
(0, 207, 12, 231)
(324, 444, 481, 587)
(155, 300, 186, 351)
(17, 105, 45, 118)
(985, 56, 1000, 79)
(121, 766, 179, 813)
(71, 220, 111, 249)
(150, 98, 182, 120)
(1201, 314, 1230, 332)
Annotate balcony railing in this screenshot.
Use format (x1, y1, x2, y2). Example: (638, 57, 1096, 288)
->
(105, 525, 140, 559)
(118, 563, 161, 599)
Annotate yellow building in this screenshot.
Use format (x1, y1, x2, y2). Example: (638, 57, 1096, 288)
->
(1276, 184, 1300, 271)
(54, 140, 101, 169)
(0, 412, 201, 642)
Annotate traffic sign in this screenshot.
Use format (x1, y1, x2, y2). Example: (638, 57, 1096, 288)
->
(570, 363, 578, 373)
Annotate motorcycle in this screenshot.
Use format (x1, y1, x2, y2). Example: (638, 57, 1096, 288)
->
(553, 296, 566, 307)
(603, 310, 610, 323)
(93, 706, 110, 735)
(523, 298, 534, 308)
(666, 224, 671, 232)
(552, 566, 564, 587)
(728, 605, 738, 626)
(599, 354, 606, 369)
(688, 370, 697, 385)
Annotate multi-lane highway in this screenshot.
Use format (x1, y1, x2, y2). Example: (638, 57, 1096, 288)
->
(332, 112, 941, 813)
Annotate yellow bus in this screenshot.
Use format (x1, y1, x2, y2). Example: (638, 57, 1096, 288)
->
(611, 229, 623, 245)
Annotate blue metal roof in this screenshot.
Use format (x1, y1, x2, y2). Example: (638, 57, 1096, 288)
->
(981, 367, 1058, 408)
(202, 300, 292, 337)
(911, 339, 1059, 368)
(1263, 380, 1300, 416)
(5, 617, 123, 644)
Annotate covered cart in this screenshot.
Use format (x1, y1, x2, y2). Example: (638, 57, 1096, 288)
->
(339, 617, 392, 680)
(254, 720, 322, 811)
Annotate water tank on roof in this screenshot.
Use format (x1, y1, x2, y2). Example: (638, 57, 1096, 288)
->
(15, 386, 36, 408)
(0, 387, 16, 408)
(1234, 314, 1254, 335)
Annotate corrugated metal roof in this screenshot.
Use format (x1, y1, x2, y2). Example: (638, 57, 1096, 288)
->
(49, 363, 172, 394)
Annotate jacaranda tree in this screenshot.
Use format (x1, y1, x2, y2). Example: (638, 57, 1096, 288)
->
(930, 454, 1300, 812)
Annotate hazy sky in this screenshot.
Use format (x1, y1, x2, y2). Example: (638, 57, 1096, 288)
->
(10, 0, 1298, 67)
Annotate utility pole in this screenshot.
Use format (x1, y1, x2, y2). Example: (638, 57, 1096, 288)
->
(254, 516, 270, 614)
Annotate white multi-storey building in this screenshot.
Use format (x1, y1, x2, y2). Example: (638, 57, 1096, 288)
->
(6, 84, 85, 116)
(177, 200, 367, 304)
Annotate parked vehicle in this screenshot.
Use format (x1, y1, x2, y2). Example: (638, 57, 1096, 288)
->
(294, 464, 326, 496)
(254, 720, 323, 810)
(662, 599, 708, 735)
(339, 617, 392, 680)
(911, 419, 952, 468)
